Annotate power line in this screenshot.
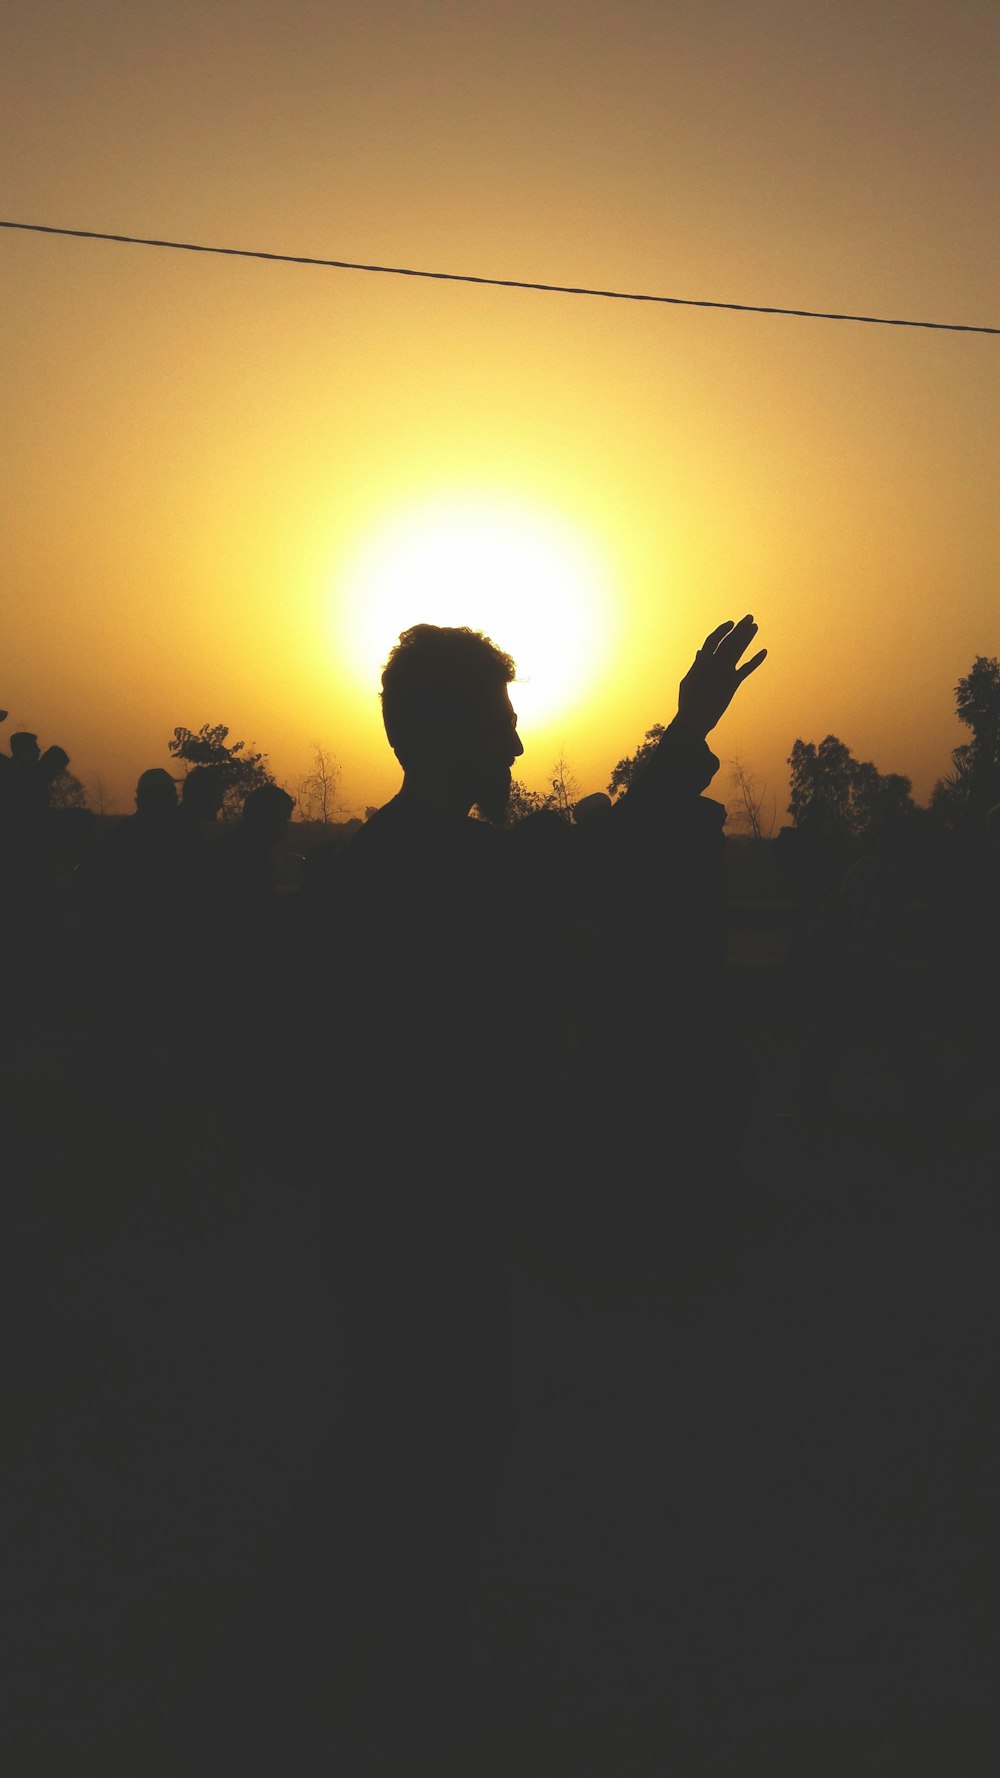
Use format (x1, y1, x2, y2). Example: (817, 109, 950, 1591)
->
(2, 217, 996, 335)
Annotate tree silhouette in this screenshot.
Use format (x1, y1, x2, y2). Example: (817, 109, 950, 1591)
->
(788, 736, 916, 842)
(607, 724, 666, 800)
(167, 723, 274, 818)
(548, 749, 579, 822)
(87, 774, 116, 816)
(49, 769, 89, 811)
(295, 743, 341, 825)
(729, 755, 775, 841)
(931, 656, 1000, 825)
(498, 754, 580, 826)
(502, 779, 550, 824)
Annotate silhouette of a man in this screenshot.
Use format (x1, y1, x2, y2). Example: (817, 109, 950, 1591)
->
(179, 764, 226, 833)
(1, 731, 69, 832)
(301, 614, 765, 1767)
(222, 783, 295, 897)
(0, 732, 73, 1013)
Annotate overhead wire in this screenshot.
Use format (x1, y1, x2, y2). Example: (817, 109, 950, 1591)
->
(1, 218, 996, 334)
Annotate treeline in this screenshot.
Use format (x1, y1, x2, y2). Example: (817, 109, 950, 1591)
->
(8, 651, 1000, 848)
(786, 655, 1000, 842)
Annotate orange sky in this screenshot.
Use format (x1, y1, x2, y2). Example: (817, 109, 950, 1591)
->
(3, 0, 997, 820)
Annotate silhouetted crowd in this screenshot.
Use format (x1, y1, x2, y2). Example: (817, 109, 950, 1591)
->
(3, 625, 1000, 1774)
(3, 705, 997, 1163)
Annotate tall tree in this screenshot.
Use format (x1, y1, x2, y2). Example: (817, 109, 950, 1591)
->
(87, 774, 116, 816)
(788, 736, 916, 842)
(295, 743, 341, 825)
(548, 749, 579, 822)
(167, 722, 274, 818)
(931, 655, 1000, 825)
(729, 755, 775, 842)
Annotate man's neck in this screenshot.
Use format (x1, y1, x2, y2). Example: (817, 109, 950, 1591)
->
(397, 770, 472, 821)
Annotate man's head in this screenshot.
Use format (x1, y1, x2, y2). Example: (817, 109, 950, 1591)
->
(40, 744, 70, 783)
(240, 783, 295, 846)
(380, 624, 523, 821)
(181, 766, 226, 823)
(10, 732, 40, 763)
(574, 792, 613, 826)
(135, 768, 179, 819)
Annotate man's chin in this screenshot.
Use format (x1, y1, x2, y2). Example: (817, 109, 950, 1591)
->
(474, 769, 512, 826)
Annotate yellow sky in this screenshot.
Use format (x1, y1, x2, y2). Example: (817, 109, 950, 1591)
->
(3, 0, 997, 818)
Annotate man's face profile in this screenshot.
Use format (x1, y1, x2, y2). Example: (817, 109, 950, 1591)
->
(468, 687, 523, 824)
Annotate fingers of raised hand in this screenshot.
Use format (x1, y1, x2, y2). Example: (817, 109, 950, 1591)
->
(702, 614, 760, 658)
(717, 615, 760, 664)
(735, 647, 767, 682)
(700, 620, 735, 655)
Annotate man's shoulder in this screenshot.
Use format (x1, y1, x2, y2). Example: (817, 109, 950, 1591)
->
(357, 798, 501, 851)
(317, 798, 425, 895)
(344, 797, 417, 859)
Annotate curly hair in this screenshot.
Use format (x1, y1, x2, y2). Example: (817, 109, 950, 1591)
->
(380, 624, 516, 766)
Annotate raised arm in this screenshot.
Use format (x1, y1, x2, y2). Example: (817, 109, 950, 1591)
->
(614, 613, 767, 814)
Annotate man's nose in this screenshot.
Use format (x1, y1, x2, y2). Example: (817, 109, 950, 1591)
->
(513, 731, 524, 758)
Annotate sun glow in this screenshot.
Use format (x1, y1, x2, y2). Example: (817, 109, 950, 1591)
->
(335, 496, 611, 729)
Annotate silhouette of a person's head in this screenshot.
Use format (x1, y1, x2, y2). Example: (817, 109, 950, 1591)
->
(181, 766, 226, 824)
(10, 732, 40, 764)
(574, 792, 613, 825)
(135, 769, 179, 820)
(380, 624, 524, 822)
(240, 784, 294, 847)
(39, 745, 70, 785)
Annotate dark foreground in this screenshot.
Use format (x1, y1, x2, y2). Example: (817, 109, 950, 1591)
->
(4, 1000, 1000, 1776)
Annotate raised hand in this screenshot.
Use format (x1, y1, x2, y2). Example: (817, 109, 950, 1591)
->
(675, 615, 767, 739)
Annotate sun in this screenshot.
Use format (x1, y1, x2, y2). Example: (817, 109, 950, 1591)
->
(335, 494, 611, 729)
